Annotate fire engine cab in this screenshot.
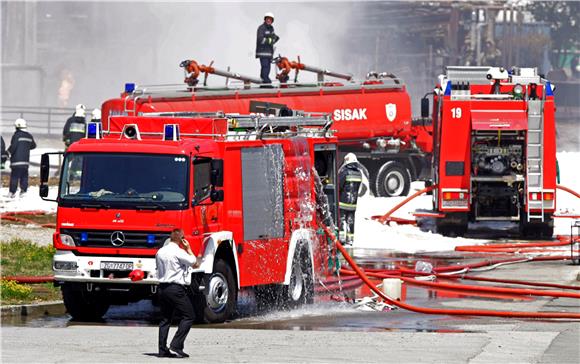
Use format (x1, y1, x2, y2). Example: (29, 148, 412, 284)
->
(40, 112, 340, 322)
(427, 66, 556, 238)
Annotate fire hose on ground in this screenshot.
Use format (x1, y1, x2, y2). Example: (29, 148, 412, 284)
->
(322, 224, 580, 319)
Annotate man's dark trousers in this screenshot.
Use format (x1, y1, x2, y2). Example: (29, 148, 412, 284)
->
(9, 166, 28, 194)
(260, 57, 272, 83)
(158, 283, 195, 352)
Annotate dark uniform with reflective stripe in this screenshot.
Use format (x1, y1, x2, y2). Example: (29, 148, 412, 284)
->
(338, 164, 362, 243)
(8, 129, 36, 194)
(255, 22, 279, 83)
(63, 114, 86, 147)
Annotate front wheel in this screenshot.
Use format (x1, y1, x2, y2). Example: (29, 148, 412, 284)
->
(374, 161, 412, 197)
(62, 283, 110, 322)
(199, 259, 237, 323)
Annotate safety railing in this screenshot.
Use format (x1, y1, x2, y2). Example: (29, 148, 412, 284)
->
(0, 106, 80, 136)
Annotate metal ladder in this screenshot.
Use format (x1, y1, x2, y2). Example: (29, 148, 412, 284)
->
(526, 98, 545, 222)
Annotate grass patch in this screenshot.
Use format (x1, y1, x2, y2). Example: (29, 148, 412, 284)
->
(0, 239, 61, 305)
(1, 239, 55, 276)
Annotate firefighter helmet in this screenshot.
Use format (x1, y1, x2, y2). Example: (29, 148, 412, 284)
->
(344, 153, 358, 165)
(14, 118, 27, 129)
(75, 103, 86, 118)
(264, 12, 274, 22)
(92, 108, 101, 120)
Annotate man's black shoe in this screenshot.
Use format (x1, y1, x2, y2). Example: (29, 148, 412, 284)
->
(158, 350, 177, 358)
(169, 348, 190, 358)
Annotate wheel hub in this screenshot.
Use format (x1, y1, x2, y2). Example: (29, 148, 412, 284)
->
(207, 273, 228, 311)
(384, 171, 404, 196)
(289, 263, 304, 301)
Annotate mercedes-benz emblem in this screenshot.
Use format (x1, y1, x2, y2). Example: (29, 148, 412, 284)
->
(110, 231, 125, 247)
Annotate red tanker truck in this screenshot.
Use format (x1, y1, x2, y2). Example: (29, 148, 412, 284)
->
(101, 59, 432, 197)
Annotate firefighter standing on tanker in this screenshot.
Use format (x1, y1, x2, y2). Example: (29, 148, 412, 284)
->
(63, 104, 87, 148)
(255, 12, 279, 84)
(7, 118, 36, 199)
(338, 153, 363, 244)
(156, 228, 198, 358)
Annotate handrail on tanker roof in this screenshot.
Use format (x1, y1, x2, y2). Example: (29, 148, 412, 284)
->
(123, 81, 404, 116)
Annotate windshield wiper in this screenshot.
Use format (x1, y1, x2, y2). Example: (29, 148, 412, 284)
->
(80, 202, 110, 209)
(135, 203, 166, 211)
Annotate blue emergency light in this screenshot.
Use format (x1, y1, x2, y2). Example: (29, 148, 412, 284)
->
(125, 83, 135, 93)
(444, 81, 452, 96)
(81, 232, 88, 242)
(163, 124, 180, 141)
(546, 81, 554, 96)
(86, 122, 102, 139)
(147, 234, 156, 245)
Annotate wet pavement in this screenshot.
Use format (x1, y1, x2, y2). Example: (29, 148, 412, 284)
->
(4, 247, 574, 333)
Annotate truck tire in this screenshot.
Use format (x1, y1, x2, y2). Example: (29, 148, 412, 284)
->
(282, 243, 314, 308)
(519, 212, 554, 240)
(374, 161, 411, 197)
(202, 259, 237, 323)
(62, 283, 110, 321)
(436, 212, 468, 237)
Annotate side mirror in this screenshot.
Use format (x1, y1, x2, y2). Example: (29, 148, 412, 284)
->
(40, 184, 49, 198)
(421, 98, 430, 118)
(40, 154, 50, 183)
(210, 189, 224, 202)
(210, 159, 224, 187)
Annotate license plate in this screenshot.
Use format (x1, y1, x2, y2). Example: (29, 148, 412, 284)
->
(100, 261, 133, 271)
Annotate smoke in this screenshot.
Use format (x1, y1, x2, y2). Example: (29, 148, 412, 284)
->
(57, 69, 75, 107)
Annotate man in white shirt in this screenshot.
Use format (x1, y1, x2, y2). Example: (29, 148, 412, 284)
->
(156, 228, 198, 358)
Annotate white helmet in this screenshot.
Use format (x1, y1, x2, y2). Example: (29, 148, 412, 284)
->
(75, 103, 86, 117)
(14, 118, 27, 129)
(92, 108, 101, 120)
(264, 12, 274, 21)
(344, 153, 358, 165)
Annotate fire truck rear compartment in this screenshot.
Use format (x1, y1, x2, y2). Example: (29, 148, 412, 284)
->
(471, 130, 525, 221)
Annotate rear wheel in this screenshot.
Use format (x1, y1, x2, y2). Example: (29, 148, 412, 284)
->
(519, 212, 554, 239)
(436, 212, 468, 237)
(374, 161, 412, 197)
(281, 243, 314, 308)
(62, 283, 110, 322)
(198, 259, 237, 323)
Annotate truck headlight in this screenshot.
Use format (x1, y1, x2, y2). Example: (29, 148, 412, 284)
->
(513, 84, 524, 97)
(60, 234, 76, 247)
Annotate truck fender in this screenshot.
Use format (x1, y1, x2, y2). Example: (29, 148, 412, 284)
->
(198, 231, 240, 289)
(283, 228, 315, 285)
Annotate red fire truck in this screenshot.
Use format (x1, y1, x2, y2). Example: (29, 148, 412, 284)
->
(100, 59, 433, 197)
(427, 66, 556, 238)
(40, 112, 340, 322)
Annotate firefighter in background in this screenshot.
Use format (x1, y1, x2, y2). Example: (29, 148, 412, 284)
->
(63, 104, 87, 148)
(481, 40, 502, 66)
(91, 108, 101, 123)
(255, 12, 279, 84)
(7, 118, 36, 198)
(338, 153, 363, 244)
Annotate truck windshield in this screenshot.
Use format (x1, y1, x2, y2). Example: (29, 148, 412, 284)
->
(59, 153, 189, 209)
